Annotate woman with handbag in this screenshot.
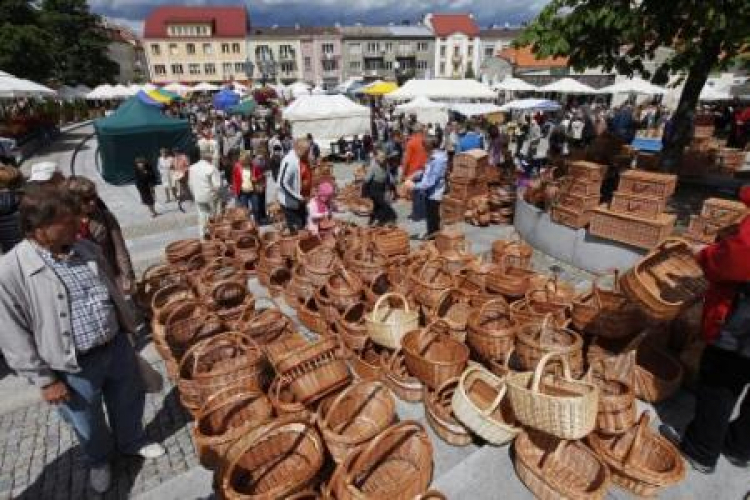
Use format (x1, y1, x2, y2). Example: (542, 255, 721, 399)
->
(363, 150, 397, 226)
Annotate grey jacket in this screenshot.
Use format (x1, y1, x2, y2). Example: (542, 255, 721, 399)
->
(278, 150, 302, 210)
(0, 239, 137, 387)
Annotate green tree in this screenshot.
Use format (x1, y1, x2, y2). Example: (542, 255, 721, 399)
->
(518, 0, 750, 171)
(40, 0, 118, 86)
(0, 0, 55, 81)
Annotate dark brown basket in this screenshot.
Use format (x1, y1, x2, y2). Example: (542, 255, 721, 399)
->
(467, 298, 516, 361)
(424, 379, 473, 446)
(402, 324, 470, 390)
(380, 348, 424, 402)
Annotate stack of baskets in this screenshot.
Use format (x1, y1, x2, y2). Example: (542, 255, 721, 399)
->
(442, 149, 489, 225)
(551, 160, 606, 229)
(682, 197, 747, 244)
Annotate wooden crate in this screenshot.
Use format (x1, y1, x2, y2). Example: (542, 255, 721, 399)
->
(567, 160, 607, 183)
(618, 170, 677, 198)
(589, 208, 676, 250)
(701, 197, 747, 224)
(610, 192, 667, 220)
(551, 205, 592, 229)
(556, 192, 600, 213)
(452, 149, 488, 179)
(448, 177, 487, 200)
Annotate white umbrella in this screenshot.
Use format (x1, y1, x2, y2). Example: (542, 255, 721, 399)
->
(86, 84, 115, 100)
(499, 98, 562, 112)
(111, 84, 132, 99)
(163, 82, 193, 95)
(0, 72, 56, 98)
(598, 77, 667, 95)
(494, 76, 538, 92)
(193, 82, 219, 92)
(538, 78, 597, 94)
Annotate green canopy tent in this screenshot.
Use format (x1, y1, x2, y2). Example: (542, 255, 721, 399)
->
(94, 97, 194, 185)
(227, 99, 257, 116)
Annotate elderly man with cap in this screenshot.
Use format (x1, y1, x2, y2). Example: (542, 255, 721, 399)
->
(189, 144, 222, 238)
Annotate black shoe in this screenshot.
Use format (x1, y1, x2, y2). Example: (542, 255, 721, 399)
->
(723, 449, 750, 468)
(659, 424, 716, 474)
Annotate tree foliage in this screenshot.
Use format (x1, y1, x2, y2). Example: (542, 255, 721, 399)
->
(0, 0, 118, 85)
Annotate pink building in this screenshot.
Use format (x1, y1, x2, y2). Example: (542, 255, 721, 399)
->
(298, 27, 342, 89)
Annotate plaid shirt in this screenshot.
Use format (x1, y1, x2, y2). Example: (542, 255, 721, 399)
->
(36, 246, 119, 352)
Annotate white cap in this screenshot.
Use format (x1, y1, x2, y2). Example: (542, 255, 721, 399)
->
(29, 161, 60, 182)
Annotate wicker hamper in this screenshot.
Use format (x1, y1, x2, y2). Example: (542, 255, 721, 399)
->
(589, 207, 676, 250)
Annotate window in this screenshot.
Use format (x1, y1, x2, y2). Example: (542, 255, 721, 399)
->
(322, 59, 338, 71)
(235, 62, 245, 73)
(440, 46, 446, 57)
(256, 45, 271, 61)
(154, 64, 166, 75)
(280, 61, 295, 73)
(468, 46, 473, 57)
(203, 43, 212, 55)
(171, 63, 184, 75)
(189, 63, 200, 75)
(384, 61, 393, 70)
(417, 60, 428, 70)
(349, 61, 361, 70)
(304, 57, 311, 71)
(485, 47, 494, 57)
(222, 62, 233, 74)
(221, 43, 230, 54)
(364, 58, 382, 71)
(186, 43, 195, 55)
(151, 44, 161, 56)
(322, 43, 334, 54)
(349, 43, 361, 54)
(439, 62, 446, 74)
(417, 42, 428, 52)
(384, 42, 393, 52)
(454, 46, 460, 57)
(169, 43, 178, 56)
(232, 43, 241, 53)
(204, 63, 216, 75)
(366, 42, 379, 53)
(280, 45, 294, 59)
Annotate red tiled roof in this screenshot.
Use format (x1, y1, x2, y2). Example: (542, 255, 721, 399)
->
(497, 46, 568, 68)
(144, 6, 249, 39)
(429, 13, 479, 37)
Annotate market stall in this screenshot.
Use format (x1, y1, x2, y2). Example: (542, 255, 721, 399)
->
(394, 96, 449, 126)
(384, 79, 496, 102)
(448, 102, 505, 120)
(213, 88, 241, 112)
(94, 96, 193, 185)
(282, 94, 371, 149)
(0, 71, 56, 99)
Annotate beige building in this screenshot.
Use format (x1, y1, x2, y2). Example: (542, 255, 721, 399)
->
(143, 6, 250, 84)
(246, 26, 304, 85)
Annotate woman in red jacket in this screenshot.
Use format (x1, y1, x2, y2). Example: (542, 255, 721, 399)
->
(232, 152, 266, 223)
(662, 186, 750, 474)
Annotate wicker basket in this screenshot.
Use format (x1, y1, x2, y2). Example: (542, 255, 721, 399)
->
(380, 348, 424, 402)
(303, 245, 339, 287)
(434, 228, 466, 253)
(452, 365, 520, 445)
(567, 160, 607, 182)
(550, 204, 593, 229)
(336, 302, 370, 352)
(424, 379, 473, 446)
(350, 341, 384, 381)
(610, 192, 667, 220)
(571, 271, 645, 339)
(412, 259, 455, 309)
(299, 296, 330, 335)
(347, 244, 388, 285)
(485, 255, 540, 298)
(587, 359, 637, 435)
(372, 227, 410, 257)
(242, 297, 292, 345)
(514, 431, 610, 500)
(422, 288, 472, 343)
(151, 282, 195, 325)
(193, 386, 273, 470)
(491, 232, 533, 269)
(402, 325, 470, 390)
(466, 298, 516, 361)
(634, 339, 684, 403)
(619, 238, 708, 321)
(618, 170, 676, 198)
(165, 238, 202, 265)
(365, 293, 419, 349)
(701, 197, 747, 224)
(220, 418, 325, 500)
(515, 316, 584, 377)
(506, 352, 599, 439)
(589, 207, 676, 250)
(317, 381, 397, 463)
(587, 412, 685, 497)
(325, 267, 364, 313)
(268, 376, 310, 421)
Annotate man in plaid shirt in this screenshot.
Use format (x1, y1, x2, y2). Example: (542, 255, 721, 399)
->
(0, 186, 164, 494)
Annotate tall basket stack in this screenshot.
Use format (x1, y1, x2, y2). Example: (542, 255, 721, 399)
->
(551, 161, 606, 229)
(682, 197, 747, 244)
(590, 169, 677, 249)
(442, 149, 489, 225)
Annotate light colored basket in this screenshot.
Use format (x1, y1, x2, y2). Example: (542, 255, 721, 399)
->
(506, 352, 599, 440)
(365, 292, 419, 349)
(452, 365, 520, 445)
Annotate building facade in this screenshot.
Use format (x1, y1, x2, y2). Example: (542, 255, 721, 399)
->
(143, 6, 251, 84)
(340, 25, 434, 82)
(298, 27, 342, 89)
(478, 27, 520, 83)
(246, 26, 304, 85)
(425, 13, 481, 79)
(102, 20, 148, 83)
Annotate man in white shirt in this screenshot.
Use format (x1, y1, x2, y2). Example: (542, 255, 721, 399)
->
(188, 145, 221, 238)
(277, 138, 308, 231)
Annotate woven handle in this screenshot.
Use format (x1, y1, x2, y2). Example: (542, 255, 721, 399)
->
(478, 297, 510, 321)
(622, 411, 651, 468)
(537, 314, 556, 347)
(481, 382, 507, 418)
(321, 381, 386, 430)
(373, 292, 410, 317)
(418, 321, 445, 355)
(531, 351, 573, 393)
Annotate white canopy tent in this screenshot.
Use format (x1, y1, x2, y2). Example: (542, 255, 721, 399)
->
(163, 82, 193, 95)
(395, 96, 449, 126)
(287, 82, 312, 99)
(86, 84, 116, 100)
(111, 84, 133, 99)
(57, 85, 88, 101)
(498, 98, 562, 112)
(449, 103, 505, 118)
(700, 85, 732, 101)
(0, 71, 56, 98)
(193, 82, 220, 92)
(597, 77, 667, 95)
(283, 94, 370, 150)
(232, 82, 248, 92)
(385, 79, 496, 102)
(538, 78, 597, 94)
(311, 86, 326, 95)
(493, 76, 538, 92)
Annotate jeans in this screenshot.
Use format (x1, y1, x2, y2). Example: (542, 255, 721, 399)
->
(283, 205, 306, 232)
(57, 333, 146, 466)
(368, 181, 396, 225)
(410, 189, 426, 221)
(682, 345, 750, 466)
(425, 198, 441, 236)
(196, 200, 217, 238)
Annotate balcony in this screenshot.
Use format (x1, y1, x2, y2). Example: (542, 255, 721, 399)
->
(396, 47, 416, 57)
(363, 48, 386, 58)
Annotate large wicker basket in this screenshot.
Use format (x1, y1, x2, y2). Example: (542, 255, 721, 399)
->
(380, 348, 424, 402)
(365, 292, 419, 349)
(491, 232, 533, 269)
(571, 270, 645, 339)
(506, 352, 599, 440)
(515, 316, 584, 377)
(422, 288, 472, 343)
(402, 325, 470, 390)
(466, 298, 516, 362)
(424, 379, 473, 446)
(587, 359, 637, 435)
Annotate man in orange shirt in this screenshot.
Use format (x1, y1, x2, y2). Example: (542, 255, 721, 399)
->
(401, 123, 428, 221)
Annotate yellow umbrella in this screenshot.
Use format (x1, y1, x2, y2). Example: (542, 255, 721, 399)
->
(362, 81, 399, 96)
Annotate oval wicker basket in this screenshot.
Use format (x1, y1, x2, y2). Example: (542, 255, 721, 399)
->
(151, 282, 195, 325)
(335, 302, 370, 351)
(452, 365, 520, 446)
(317, 381, 397, 463)
(380, 348, 424, 402)
(412, 259, 455, 310)
(325, 267, 364, 312)
(424, 378, 473, 446)
(350, 341, 384, 382)
(466, 298, 516, 362)
(220, 418, 325, 500)
(587, 358, 637, 435)
(303, 245, 339, 287)
(299, 295, 330, 336)
(268, 376, 310, 421)
(485, 255, 541, 298)
(423, 288, 472, 343)
(491, 233, 533, 269)
(402, 324, 469, 390)
(571, 271, 645, 339)
(165, 238, 202, 265)
(242, 297, 292, 346)
(365, 292, 420, 349)
(515, 316, 584, 378)
(634, 339, 683, 403)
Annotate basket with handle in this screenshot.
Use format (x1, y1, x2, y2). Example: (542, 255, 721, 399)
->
(515, 315, 584, 377)
(412, 258, 455, 310)
(619, 238, 707, 321)
(268, 376, 311, 422)
(193, 386, 273, 470)
(422, 288, 472, 343)
(267, 266, 292, 298)
(163, 300, 224, 361)
(325, 266, 364, 313)
(452, 364, 520, 445)
(219, 417, 325, 500)
(296, 233, 325, 262)
(587, 358, 637, 435)
(525, 278, 575, 323)
(365, 292, 420, 349)
(485, 254, 540, 298)
(243, 297, 292, 346)
(165, 238, 202, 265)
(571, 270, 645, 339)
(488, 347, 517, 380)
(299, 295, 330, 336)
(467, 298, 516, 362)
(336, 302, 370, 352)
(347, 242, 388, 284)
(303, 245, 339, 287)
(285, 264, 315, 310)
(328, 420, 434, 500)
(401, 323, 470, 390)
(633, 336, 683, 403)
(380, 348, 424, 402)
(372, 226, 410, 257)
(424, 378, 473, 446)
(434, 228, 465, 253)
(136, 264, 184, 317)
(151, 282, 196, 325)
(514, 431, 610, 500)
(587, 412, 685, 497)
(317, 380, 397, 463)
(506, 352, 599, 439)
(350, 340, 384, 381)
(491, 231, 533, 269)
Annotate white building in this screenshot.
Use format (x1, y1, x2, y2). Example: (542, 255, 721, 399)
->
(424, 13, 481, 79)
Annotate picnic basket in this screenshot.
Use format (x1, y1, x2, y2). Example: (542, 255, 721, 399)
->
(424, 378, 473, 446)
(506, 352, 599, 439)
(365, 292, 419, 349)
(380, 348, 424, 402)
(452, 365, 520, 445)
(587, 412, 685, 497)
(402, 324, 470, 390)
(466, 298, 516, 362)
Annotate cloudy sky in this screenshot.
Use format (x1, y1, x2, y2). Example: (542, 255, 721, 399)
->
(91, 0, 549, 35)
